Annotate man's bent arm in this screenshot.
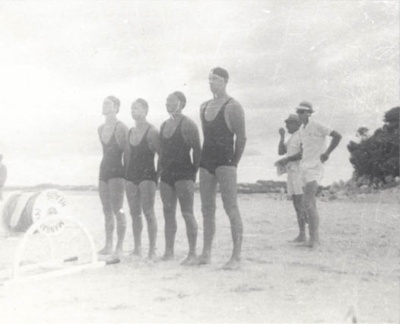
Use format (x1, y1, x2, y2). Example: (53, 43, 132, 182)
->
(325, 130, 342, 156)
(278, 131, 286, 156)
(148, 127, 161, 156)
(116, 123, 129, 151)
(228, 103, 247, 166)
(183, 119, 202, 174)
(0, 167, 6, 187)
(276, 150, 302, 166)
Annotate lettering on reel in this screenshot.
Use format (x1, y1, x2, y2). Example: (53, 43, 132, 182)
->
(32, 190, 67, 236)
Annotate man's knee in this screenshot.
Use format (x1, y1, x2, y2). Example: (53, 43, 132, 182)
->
(227, 213, 243, 230)
(303, 195, 316, 212)
(102, 206, 113, 216)
(162, 196, 176, 213)
(223, 202, 239, 216)
(131, 212, 142, 223)
(201, 202, 216, 216)
(116, 214, 126, 227)
(293, 194, 303, 206)
(143, 208, 156, 222)
(111, 202, 124, 214)
(105, 220, 115, 230)
(181, 211, 196, 223)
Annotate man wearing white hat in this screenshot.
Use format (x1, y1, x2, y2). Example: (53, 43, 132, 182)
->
(275, 114, 307, 243)
(296, 101, 342, 248)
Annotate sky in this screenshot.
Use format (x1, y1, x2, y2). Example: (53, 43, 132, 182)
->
(0, 0, 398, 186)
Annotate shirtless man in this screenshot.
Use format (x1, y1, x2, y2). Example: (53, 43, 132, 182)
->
(296, 101, 342, 248)
(125, 98, 160, 260)
(159, 91, 201, 265)
(98, 96, 128, 257)
(196, 67, 247, 270)
(275, 114, 307, 243)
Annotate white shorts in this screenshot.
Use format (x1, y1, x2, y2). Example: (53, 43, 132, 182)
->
(300, 163, 324, 185)
(287, 169, 303, 196)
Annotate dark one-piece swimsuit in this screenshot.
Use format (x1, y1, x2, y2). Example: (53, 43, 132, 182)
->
(125, 126, 157, 185)
(99, 122, 125, 182)
(160, 116, 196, 187)
(200, 98, 236, 175)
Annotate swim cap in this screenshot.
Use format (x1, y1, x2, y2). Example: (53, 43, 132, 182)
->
(210, 67, 229, 82)
(172, 91, 186, 109)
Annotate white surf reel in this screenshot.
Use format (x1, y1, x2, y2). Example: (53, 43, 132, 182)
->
(1, 189, 106, 285)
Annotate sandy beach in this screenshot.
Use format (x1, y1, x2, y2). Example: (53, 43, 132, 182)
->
(0, 190, 399, 323)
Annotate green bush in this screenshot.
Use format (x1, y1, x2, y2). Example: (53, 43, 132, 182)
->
(348, 106, 399, 186)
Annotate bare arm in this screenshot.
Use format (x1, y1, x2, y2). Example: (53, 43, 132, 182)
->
(278, 128, 286, 155)
(115, 123, 129, 169)
(226, 101, 247, 166)
(148, 126, 161, 178)
(147, 126, 161, 176)
(320, 130, 342, 163)
(97, 125, 102, 142)
(123, 130, 131, 170)
(199, 102, 207, 129)
(147, 126, 161, 155)
(115, 122, 129, 151)
(0, 166, 7, 186)
(182, 117, 202, 174)
(157, 121, 166, 177)
(275, 149, 302, 166)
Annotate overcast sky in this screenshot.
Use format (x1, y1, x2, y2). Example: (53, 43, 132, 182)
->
(0, 0, 398, 186)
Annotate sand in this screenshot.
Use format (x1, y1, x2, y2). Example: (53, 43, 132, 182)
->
(0, 190, 399, 323)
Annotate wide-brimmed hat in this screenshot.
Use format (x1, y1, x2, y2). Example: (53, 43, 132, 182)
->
(296, 101, 314, 113)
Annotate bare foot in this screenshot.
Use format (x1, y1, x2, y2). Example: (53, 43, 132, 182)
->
(307, 240, 321, 250)
(222, 258, 241, 270)
(194, 254, 211, 265)
(98, 247, 113, 255)
(289, 234, 306, 244)
(113, 248, 124, 258)
(130, 249, 142, 258)
(161, 253, 174, 261)
(105, 256, 121, 265)
(144, 256, 157, 265)
(148, 251, 157, 261)
(181, 254, 197, 266)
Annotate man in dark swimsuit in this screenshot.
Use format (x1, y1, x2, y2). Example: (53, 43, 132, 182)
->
(159, 91, 201, 265)
(98, 96, 128, 257)
(125, 98, 160, 260)
(196, 67, 247, 270)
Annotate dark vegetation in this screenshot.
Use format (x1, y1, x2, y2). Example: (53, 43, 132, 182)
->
(347, 106, 399, 187)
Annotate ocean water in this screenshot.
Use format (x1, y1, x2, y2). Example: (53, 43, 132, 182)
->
(6, 151, 352, 187)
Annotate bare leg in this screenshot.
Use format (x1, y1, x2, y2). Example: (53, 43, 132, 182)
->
(197, 167, 217, 265)
(303, 181, 320, 248)
(176, 180, 198, 265)
(217, 166, 242, 270)
(139, 180, 157, 260)
(109, 178, 126, 257)
(160, 181, 177, 261)
(98, 180, 114, 254)
(290, 194, 306, 243)
(126, 181, 143, 257)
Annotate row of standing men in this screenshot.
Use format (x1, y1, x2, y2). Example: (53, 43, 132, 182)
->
(97, 67, 246, 270)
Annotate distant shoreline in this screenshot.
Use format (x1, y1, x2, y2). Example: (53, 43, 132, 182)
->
(3, 181, 398, 204)
(3, 180, 296, 195)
